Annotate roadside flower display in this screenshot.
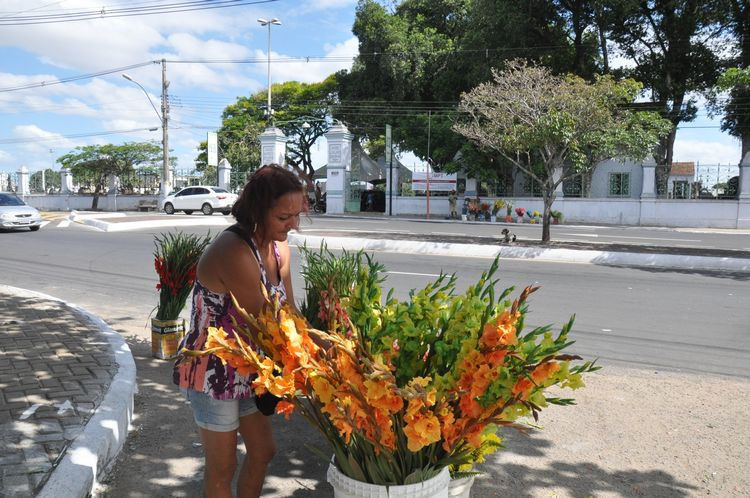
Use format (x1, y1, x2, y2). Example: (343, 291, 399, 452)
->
(188, 251, 597, 494)
(151, 231, 211, 359)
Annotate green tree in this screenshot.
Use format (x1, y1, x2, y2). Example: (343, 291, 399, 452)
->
(57, 142, 162, 209)
(29, 168, 61, 193)
(607, 0, 727, 194)
(338, 0, 597, 170)
(454, 60, 672, 242)
(196, 76, 338, 185)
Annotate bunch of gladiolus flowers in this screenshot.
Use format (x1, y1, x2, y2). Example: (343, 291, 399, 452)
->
(190, 256, 597, 486)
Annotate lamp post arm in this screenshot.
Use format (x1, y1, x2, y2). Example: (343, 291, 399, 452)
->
(122, 74, 162, 122)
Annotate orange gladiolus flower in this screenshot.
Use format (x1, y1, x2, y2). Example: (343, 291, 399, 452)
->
(404, 412, 441, 452)
(276, 400, 295, 419)
(532, 361, 560, 384)
(512, 377, 534, 400)
(459, 394, 482, 418)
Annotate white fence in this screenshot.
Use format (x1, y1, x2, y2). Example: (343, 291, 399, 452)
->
(387, 195, 750, 229)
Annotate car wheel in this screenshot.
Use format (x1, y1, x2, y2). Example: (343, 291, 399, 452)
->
(164, 203, 175, 215)
(29, 226, 40, 232)
(184, 210, 193, 215)
(221, 210, 231, 215)
(201, 203, 213, 215)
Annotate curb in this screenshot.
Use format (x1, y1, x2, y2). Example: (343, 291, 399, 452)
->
(69, 216, 750, 272)
(71, 211, 232, 232)
(288, 234, 750, 273)
(0, 286, 137, 498)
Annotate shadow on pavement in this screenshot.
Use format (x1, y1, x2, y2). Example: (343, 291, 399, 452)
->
(472, 429, 698, 497)
(604, 264, 750, 281)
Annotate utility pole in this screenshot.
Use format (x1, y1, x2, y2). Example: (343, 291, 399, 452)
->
(161, 58, 171, 196)
(426, 110, 431, 220)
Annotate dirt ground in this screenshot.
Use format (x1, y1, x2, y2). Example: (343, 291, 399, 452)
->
(472, 365, 750, 497)
(96, 324, 750, 498)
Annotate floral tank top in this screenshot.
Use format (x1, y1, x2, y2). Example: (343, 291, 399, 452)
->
(173, 224, 286, 400)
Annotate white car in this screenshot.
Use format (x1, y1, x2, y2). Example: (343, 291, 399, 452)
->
(161, 186, 237, 215)
(0, 192, 43, 231)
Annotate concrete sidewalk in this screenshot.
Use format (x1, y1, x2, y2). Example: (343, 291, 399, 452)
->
(0, 286, 136, 498)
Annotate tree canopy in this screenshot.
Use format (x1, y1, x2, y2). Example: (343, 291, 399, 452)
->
(196, 76, 339, 185)
(57, 141, 162, 209)
(454, 60, 672, 242)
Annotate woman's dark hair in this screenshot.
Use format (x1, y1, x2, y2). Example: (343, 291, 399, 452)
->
(231, 164, 305, 233)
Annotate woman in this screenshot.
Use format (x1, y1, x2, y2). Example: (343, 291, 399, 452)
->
(174, 164, 306, 498)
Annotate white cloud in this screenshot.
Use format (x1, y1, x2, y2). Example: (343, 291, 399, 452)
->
(303, 0, 358, 11)
(673, 138, 742, 165)
(263, 37, 359, 84)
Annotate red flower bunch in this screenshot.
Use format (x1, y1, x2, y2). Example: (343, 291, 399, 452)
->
(515, 207, 526, 217)
(153, 231, 211, 320)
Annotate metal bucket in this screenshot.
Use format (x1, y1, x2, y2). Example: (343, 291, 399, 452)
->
(151, 318, 186, 359)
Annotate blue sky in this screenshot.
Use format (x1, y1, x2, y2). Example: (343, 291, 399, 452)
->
(0, 0, 743, 176)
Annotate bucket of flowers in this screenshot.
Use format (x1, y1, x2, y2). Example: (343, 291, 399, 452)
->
(151, 231, 211, 359)
(504, 201, 514, 222)
(492, 200, 505, 222)
(187, 253, 597, 496)
(514, 206, 526, 223)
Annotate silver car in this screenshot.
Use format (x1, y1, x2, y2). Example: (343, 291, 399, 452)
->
(160, 186, 237, 215)
(0, 192, 43, 231)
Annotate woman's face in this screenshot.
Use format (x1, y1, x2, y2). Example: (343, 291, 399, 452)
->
(262, 191, 305, 242)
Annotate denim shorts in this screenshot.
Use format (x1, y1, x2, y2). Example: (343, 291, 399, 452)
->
(181, 388, 258, 432)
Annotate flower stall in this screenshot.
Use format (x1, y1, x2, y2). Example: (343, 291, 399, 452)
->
(187, 250, 597, 496)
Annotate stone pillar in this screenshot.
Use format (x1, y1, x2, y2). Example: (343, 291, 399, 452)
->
(61, 168, 73, 194)
(218, 158, 232, 190)
(640, 158, 656, 198)
(259, 126, 288, 167)
(739, 151, 750, 200)
(465, 178, 477, 197)
(324, 123, 353, 214)
(17, 166, 30, 195)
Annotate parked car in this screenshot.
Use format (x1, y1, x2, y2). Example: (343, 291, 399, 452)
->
(160, 186, 237, 215)
(0, 192, 43, 231)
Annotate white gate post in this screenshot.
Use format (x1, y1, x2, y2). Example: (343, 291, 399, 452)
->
(739, 152, 750, 200)
(61, 168, 74, 194)
(324, 122, 353, 214)
(218, 158, 232, 190)
(640, 158, 656, 198)
(259, 126, 288, 168)
(17, 166, 30, 196)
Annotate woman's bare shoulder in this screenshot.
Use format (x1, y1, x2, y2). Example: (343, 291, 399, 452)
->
(198, 231, 258, 291)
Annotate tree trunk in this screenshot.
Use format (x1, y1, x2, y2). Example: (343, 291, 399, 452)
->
(541, 187, 556, 243)
(91, 185, 101, 210)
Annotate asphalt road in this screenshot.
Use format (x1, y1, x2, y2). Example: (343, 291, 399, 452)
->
(1, 222, 748, 378)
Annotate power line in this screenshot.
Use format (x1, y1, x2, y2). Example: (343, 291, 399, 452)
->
(0, 0, 279, 26)
(0, 127, 161, 145)
(0, 61, 157, 93)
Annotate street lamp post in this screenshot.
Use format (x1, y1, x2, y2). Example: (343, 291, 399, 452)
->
(123, 60, 171, 198)
(257, 17, 281, 122)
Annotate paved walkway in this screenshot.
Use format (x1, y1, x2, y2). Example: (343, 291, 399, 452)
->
(0, 286, 135, 497)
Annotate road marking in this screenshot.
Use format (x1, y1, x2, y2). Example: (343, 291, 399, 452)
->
(429, 231, 464, 236)
(387, 271, 441, 277)
(561, 233, 701, 242)
(40, 221, 50, 228)
(58, 219, 70, 228)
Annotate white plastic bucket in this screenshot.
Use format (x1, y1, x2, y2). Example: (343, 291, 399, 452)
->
(327, 462, 450, 498)
(448, 475, 475, 497)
